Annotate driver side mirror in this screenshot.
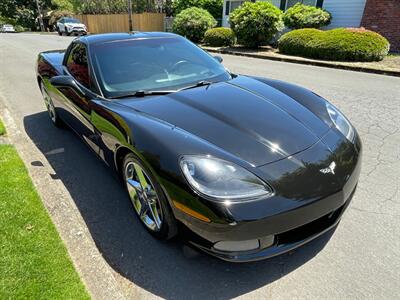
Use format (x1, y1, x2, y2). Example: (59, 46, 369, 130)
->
(50, 75, 83, 95)
(50, 75, 95, 99)
(214, 55, 223, 63)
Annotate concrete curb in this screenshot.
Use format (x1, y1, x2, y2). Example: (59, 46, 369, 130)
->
(0, 103, 129, 300)
(202, 47, 400, 77)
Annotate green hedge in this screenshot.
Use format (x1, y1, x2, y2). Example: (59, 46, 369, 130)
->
(229, 2, 283, 48)
(173, 7, 217, 43)
(278, 28, 390, 61)
(283, 3, 331, 29)
(204, 27, 235, 46)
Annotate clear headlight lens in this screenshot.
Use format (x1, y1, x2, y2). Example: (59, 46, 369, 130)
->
(180, 156, 273, 202)
(326, 103, 355, 142)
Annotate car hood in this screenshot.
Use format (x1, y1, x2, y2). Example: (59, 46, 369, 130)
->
(116, 76, 330, 166)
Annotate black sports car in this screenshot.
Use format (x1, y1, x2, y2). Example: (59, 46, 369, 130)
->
(36, 32, 361, 262)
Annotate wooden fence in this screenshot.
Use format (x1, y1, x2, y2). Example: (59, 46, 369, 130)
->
(73, 13, 165, 34)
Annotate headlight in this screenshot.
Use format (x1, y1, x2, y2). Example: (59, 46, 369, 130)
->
(180, 156, 273, 202)
(326, 103, 355, 142)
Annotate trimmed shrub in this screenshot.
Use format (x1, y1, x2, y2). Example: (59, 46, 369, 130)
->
(14, 25, 25, 32)
(278, 28, 390, 61)
(173, 7, 217, 42)
(283, 3, 331, 29)
(173, 0, 223, 20)
(204, 27, 235, 46)
(229, 2, 283, 48)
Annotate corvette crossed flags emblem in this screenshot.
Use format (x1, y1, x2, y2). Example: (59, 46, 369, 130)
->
(320, 161, 336, 175)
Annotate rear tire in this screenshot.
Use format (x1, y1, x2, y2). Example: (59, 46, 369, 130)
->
(40, 81, 63, 128)
(122, 153, 177, 240)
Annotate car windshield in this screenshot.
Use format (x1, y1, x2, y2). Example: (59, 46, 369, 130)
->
(91, 36, 231, 98)
(64, 18, 80, 23)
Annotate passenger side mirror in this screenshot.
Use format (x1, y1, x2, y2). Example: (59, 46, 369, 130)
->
(50, 75, 84, 96)
(214, 55, 223, 63)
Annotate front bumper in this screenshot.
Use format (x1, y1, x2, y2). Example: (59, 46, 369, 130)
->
(191, 187, 355, 262)
(173, 129, 362, 262)
(68, 27, 87, 34)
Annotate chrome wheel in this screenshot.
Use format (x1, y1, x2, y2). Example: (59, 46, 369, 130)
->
(41, 83, 56, 123)
(125, 161, 163, 232)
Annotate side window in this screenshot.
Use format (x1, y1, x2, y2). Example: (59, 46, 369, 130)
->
(66, 43, 90, 88)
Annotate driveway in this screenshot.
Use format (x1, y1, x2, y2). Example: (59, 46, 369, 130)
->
(0, 33, 399, 299)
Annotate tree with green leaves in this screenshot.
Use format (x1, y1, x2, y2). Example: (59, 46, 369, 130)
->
(0, 0, 53, 29)
(78, 0, 158, 14)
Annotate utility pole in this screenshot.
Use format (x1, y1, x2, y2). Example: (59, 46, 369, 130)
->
(128, 0, 133, 32)
(35, 0, 45, 32)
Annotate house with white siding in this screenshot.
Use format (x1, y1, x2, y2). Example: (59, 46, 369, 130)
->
(222, 0, 367, 28)
(221, 0, 400, 51)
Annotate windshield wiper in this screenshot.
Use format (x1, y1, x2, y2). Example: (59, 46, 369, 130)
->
(109, 90, 175, 99)
(110, 81, 213, 99)
(179, 80, 213, 91)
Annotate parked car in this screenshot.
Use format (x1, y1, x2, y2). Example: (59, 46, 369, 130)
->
(56, 17, 87, 36)
(1, 24, 16, 33)
(36, 33, 361, 262)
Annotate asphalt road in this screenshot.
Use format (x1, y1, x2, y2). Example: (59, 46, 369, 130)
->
(1, 33, 399, 299)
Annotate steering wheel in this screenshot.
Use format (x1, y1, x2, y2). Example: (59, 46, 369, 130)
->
(128, 61, 169, 78)
(170, 60, 191, 73)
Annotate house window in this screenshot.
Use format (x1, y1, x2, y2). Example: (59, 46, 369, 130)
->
(286, 0, 317, 9)
(225, 1, 245, 16)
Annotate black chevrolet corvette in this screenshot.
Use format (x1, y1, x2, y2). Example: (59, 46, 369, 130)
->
(36, 32, 361, 262)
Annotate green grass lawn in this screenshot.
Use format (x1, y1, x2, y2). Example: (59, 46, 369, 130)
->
(0, 144, 90, 299)
(0, 118, 5, 135)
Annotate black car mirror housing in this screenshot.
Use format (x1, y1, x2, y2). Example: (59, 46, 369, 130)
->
(50, 75, 97, 99)
(50, 75, 84, 95)
(214, 55, 223, 63)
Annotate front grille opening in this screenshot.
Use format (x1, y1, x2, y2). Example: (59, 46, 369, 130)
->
(277, 204, 345, 245)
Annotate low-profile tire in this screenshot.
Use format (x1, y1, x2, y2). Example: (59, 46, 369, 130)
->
(122, 153, 177, 240)
(40, 81, 63, 128)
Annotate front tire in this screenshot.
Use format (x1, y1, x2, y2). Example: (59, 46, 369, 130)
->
(40, 81, 63, 128)
(122, 153, 177, 240)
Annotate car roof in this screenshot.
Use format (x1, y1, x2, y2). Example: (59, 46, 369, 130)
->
(60, 17, 79, 20)
(78, 32, 180, 45)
